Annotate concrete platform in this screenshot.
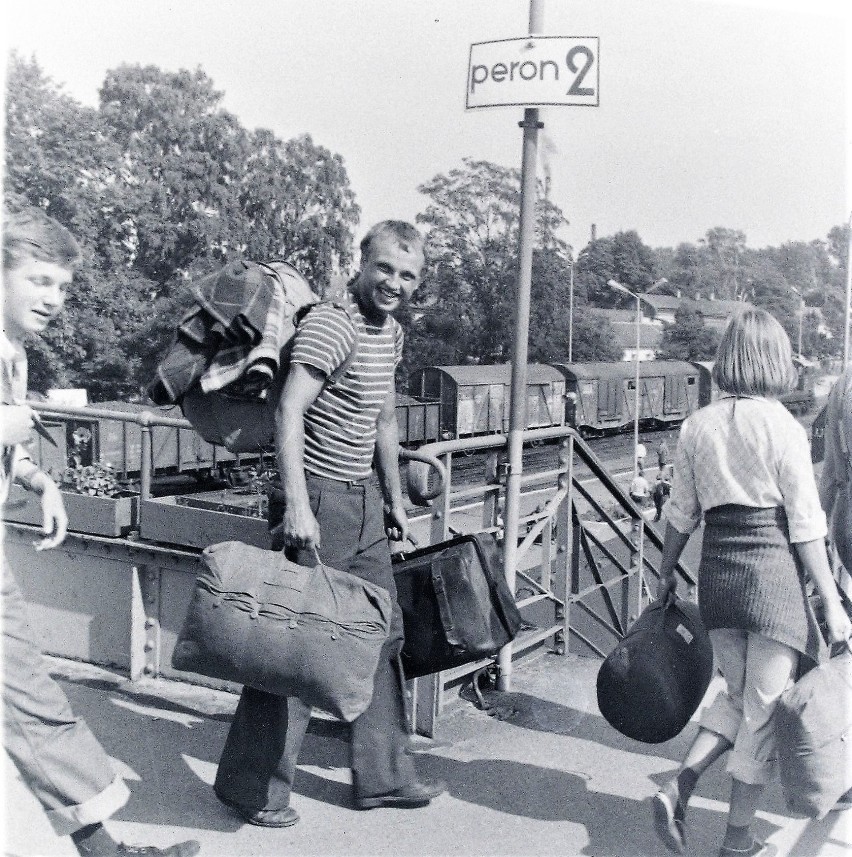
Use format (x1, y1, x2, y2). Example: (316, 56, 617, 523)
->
(4, 653, 850, 857)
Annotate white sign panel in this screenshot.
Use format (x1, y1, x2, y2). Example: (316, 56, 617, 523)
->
(466, 36, 599, 109)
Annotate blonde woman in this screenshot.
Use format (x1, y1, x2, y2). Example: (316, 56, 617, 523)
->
(652, 308, 851, 857)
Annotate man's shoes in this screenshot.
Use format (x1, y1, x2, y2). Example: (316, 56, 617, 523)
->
(718, 840, 777, 857)
(356, 779, 446, 810)
(217, 793, 300, 828)
(114, 843, 200, 857)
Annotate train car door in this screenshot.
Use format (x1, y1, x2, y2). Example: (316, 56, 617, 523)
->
(488, 383, 504, 432)
(526, 383, 549, 427)
(645, 375, 664, 418)
(664, 373, 686, 416)
(599, 379, 620, 422)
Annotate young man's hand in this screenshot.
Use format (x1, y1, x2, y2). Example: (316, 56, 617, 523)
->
(384, 502, 411, 544)
(281, 498, 321, 554)
(1, 404, 36, 446)
(32, 476, 68, 551)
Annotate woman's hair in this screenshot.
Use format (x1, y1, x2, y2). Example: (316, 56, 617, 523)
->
(711, 307, 797, 397)
(3, 207, 81, 272)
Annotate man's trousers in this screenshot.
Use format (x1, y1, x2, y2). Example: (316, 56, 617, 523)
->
(213, 475, 416, 808)
(2, 552, 130, 836)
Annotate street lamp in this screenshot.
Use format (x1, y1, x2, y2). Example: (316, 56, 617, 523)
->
(790, 285, 804, 359)
(608, 279, 642, 475)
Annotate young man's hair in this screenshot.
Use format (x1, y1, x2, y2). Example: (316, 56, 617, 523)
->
(3, 207, 81, 272)
(360, 220, 424, 260)
(712, 307, 797, 397)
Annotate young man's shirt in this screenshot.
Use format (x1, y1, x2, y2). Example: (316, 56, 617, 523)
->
(0, 331, 40, 505)
(289, 290, 403, 481)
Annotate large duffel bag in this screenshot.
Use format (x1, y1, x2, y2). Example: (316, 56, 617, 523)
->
(776, 648, 852, 818)
(596, 597, 714, 744)
(392, 533, 523, 679)
(172, 541, 392, 722)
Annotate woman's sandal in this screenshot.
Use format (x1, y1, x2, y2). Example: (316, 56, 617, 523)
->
(718, 840, 778, 857)
(652, 789, 686, 854)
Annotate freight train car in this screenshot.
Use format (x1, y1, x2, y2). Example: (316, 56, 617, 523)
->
(692, 356, 816, 414)
(30, 394, 445, 482)
(550, 360, 701, 435)
(34, 401, 241, 482)
(419, 364, 566, 440)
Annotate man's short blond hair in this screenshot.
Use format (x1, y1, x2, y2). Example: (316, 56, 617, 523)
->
(711, 307, 797, 397)
(3, 207, 81, 272)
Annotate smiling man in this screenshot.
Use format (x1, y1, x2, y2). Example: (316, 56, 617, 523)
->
(213, 220, 446, 828)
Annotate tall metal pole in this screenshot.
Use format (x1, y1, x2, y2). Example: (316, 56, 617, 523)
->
(633, 294, 641, 475)
(568, 260, 574, 363)
(498, 0, 544, 692)
(845, 212, 852, 365)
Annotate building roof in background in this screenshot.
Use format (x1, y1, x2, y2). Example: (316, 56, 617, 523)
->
(610, 322, 663, 349)
(640, 294, 753, 320)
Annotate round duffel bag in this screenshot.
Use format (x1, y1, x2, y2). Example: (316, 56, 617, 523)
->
(596, 597, 713, 744)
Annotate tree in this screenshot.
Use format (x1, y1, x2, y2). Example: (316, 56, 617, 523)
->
(5, 54, 151, 397)
(574, 231, 658, 307)
(5, 56, 360, 399)
(406, 158, 570, 379)
(657, 306, 719, 361)
(700, 227, 747, 300)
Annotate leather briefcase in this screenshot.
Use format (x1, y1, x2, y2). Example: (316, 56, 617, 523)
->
(392, 533, 522, 679)
(172, 541, 392, 722)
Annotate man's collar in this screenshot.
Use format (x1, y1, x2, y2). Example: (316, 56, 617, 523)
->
(0, 330, 23, 362)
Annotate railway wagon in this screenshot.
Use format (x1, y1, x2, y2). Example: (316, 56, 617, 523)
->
(551, 360, 701, 435)
(36, 401, 240, 481)
(419, 364, 566, 439)
(692, 357, 816, 414)
(395, 394, 442, 445)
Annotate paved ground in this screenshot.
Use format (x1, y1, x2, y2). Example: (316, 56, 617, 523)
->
(4, 652, 850, 857)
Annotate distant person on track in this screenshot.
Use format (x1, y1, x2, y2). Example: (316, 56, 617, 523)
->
(652, 308, 851, 857)
(1, 208, 199, 857)
(213, 220, 445, 828)
(652, 468, 672, 522)
(657, 439, 670, 470)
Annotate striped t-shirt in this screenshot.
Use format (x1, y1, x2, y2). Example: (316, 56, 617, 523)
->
(290, 291, 403, 481)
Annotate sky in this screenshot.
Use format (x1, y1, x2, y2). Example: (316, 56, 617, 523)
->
(4, 0, 851, 254)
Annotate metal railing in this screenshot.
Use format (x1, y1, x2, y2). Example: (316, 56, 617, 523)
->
(399, 425, 695, 735)
(24, 401, 697, 736)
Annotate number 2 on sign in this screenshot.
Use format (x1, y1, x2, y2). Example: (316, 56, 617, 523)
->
(566, 46, 594, 96)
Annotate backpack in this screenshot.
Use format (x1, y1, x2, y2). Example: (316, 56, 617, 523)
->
(179, 261, 356, 453)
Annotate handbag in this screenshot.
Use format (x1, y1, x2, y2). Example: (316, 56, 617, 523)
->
(776, 584, 852, 819)
(596, 597, 714, 744)
(172, 541, 392, 722)
(776, 649, 852, 818)
(392, 532, 523, 679)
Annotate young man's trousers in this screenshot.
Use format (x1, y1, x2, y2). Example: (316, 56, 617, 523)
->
(214, 475, 416, 808)
(2, 554, 130, 835)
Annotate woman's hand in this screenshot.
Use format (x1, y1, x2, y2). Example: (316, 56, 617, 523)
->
(823, 599, 852, 650)
(657, 572, 678, 606)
